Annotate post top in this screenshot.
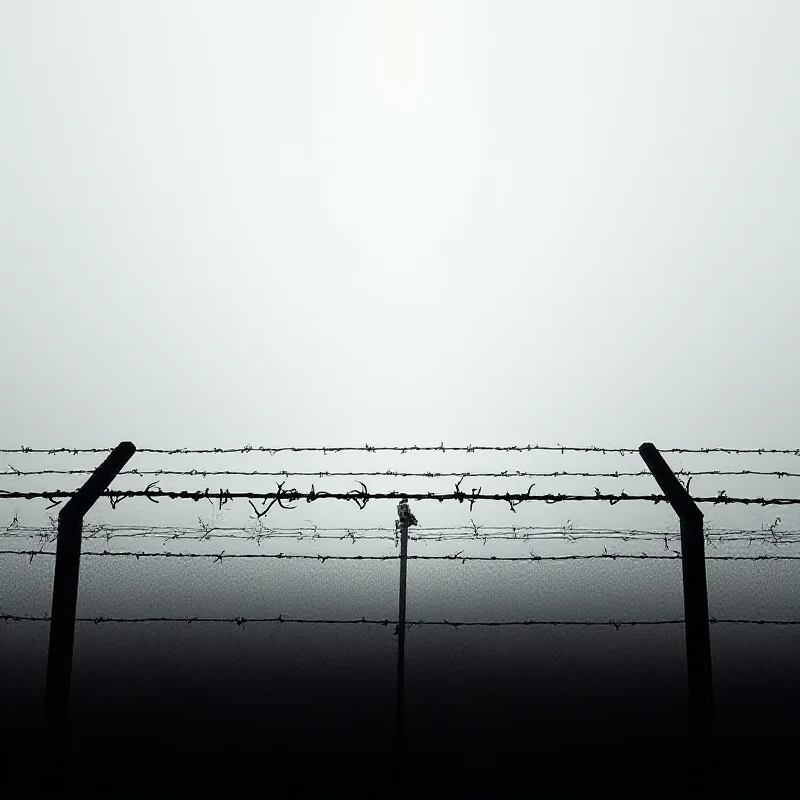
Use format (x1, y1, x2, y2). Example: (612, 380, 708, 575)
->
(639, 442, 703, 521)
(61, 441, 136, 519)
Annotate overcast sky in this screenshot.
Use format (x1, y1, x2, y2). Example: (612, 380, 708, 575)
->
(2, 0, 799, 450)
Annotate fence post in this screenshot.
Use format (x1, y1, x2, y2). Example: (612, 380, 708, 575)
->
(638, 442, 716, 786)
(395, 498, 417, 755)
(395, 520, 409, 754)
(45, 442, 136, 753)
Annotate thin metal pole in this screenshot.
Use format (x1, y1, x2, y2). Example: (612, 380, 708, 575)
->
(639, 442, 716, 787)
(680, 514, 716, 752)
(45, 442, 136, 747)
(396, 519, 409, 754)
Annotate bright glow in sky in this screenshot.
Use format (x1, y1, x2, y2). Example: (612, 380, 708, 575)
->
(2, 1, 798, 449)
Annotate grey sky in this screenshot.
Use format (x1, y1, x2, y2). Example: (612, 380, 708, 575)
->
(2, 0, 799, 450)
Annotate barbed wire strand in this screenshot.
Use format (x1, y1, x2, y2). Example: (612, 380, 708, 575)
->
(2, 613, 798, 627)
(5, 529, 799, 546)
(3, 445, 800, 456)
(1, 523, 791, 535)
(4, 549, 800, 563)
(2, 486, 800, 511)
(3, 519, 795, 544)
(6, 468, 800, 479)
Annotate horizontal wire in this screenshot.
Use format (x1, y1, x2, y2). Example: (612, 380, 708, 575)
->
(5, 531, 799, 546)
(4, 549, 800, 563)
(2, 614, 798, 627)
(2, 488, 800, 509)
(3, 445, 800, 456)
(4, 524, 796, 545)
(2, 523, 791, 534)
(6, 468, 800, 479)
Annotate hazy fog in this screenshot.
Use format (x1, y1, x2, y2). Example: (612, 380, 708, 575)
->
(2, 1, 798, 448)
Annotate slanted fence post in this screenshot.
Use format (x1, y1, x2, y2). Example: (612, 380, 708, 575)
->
(45, 442, 136, 754)
(639, 442, 716, 787)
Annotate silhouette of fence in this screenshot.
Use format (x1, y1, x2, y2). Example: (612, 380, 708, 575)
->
(3, 441, 800, 792)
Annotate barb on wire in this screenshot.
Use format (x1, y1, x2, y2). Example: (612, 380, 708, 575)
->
(247, 499, 266, 520)
(4, 444, 800, 456)
(347, 481, 370, 510)
(257, 481, 296, 516)
(4, 487, 800, 507)
(3, 613, 799, 627)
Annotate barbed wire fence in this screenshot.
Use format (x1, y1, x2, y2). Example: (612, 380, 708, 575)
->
(3, 441, 800, 780)
(3, 442, 800, 624)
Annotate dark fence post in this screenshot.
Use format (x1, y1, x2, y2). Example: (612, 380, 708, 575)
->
(395, 498, 418, 756)
(45, 442, 136, 753)
(395, 518, 409, 754)
(639, 442, 716, 786)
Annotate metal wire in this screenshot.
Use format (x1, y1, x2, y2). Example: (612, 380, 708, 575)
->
(4, 549, 800, 564)
(5, 530, 798, 545)
(6, 467, 800, 479)
(3, 487, 800, 511)
(2, 613, 798, 627)
(4, 522, 798, 546)
(3, 445, 800, 455)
